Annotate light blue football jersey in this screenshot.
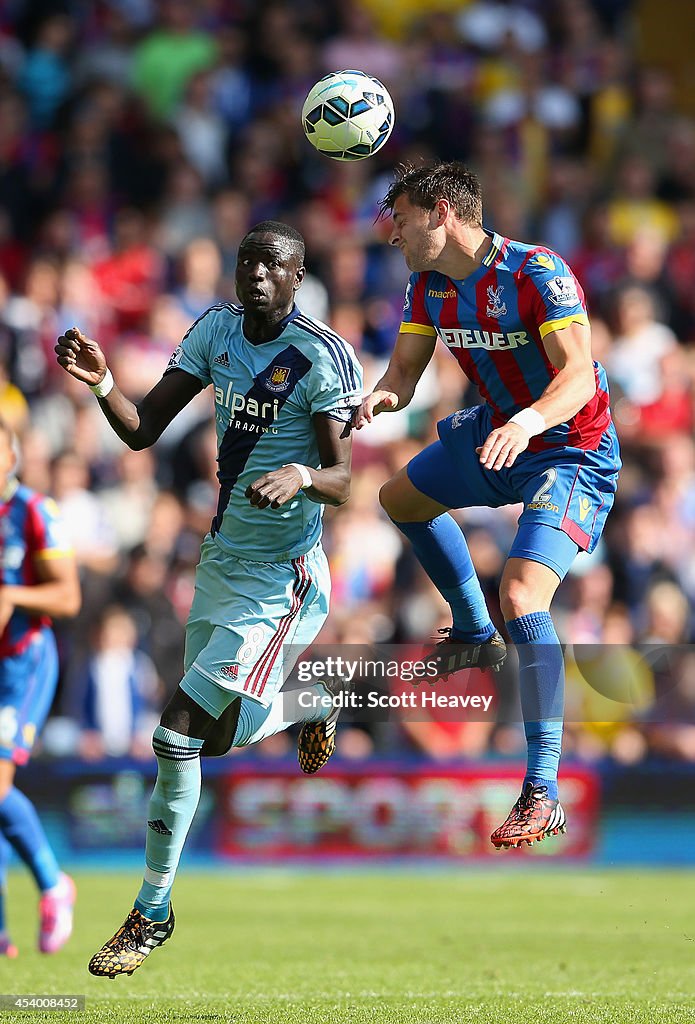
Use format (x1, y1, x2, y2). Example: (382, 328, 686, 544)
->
(166, 303, 363, 561)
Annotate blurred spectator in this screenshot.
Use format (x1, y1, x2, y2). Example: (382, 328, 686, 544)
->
(458, 1, 547, 53)
(69, 605, 162, 760)
(98, 447, 159, 550)
(609, 502, 674, 615)
(606, 156, 678, 247)
(2, 258, 59, 392)
(400, 669, 497, 760)
(665, 200, 695, 341)
(641, 581, 691, 644)
(156, 162, 214, 257)
(208, 26, 252, 135)
(172, 237, 222, 321)
(321, 6, 402, 84)
(131, 1, 217, 119)
(328, 464, 402, 609)
(19, 14, 73, 127)
(74, 4, 136, 88)
(173, 72, 228, 186)
(563, 563, 615, 643)
(111, 544, 186, 690)
(211, 188, 251, 286)
(92, 208, 164, 335)
(50, 450, 118, 574)
(0, 354, 28, 433)
(605, 284, 677, 407)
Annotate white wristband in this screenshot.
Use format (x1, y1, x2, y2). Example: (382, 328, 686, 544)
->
(89, 369, 114, 398)
(284, 463, 312, 489)
(509, 408, 546, 437)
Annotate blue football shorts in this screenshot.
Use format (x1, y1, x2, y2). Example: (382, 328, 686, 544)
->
(180, 534, 330, 717)
(407, 403, 621, 581)
(0, 627, 59, 764)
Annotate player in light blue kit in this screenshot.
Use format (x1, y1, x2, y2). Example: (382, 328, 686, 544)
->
(55, 222, 362, 978)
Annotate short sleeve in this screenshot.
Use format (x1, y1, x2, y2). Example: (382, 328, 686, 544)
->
(307, 338, 363, 423)
(28, 497, 73, 559)
(522, 251, 589, 340)
(399, 273, 436, 337)
(164, 308, 215, 386)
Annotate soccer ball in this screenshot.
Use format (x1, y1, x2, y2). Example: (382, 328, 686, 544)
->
(301, 70, 394, 161)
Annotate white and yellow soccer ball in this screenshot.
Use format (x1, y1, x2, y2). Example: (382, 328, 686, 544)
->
(301, 69, 394, 161)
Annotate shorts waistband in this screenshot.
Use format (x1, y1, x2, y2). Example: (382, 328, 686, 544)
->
(206, 532, 322, 566)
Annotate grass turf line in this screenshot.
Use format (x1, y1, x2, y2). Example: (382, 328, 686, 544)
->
(2, 869, 695, 1023)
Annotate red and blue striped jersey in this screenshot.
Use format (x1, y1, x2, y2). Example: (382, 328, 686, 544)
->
(0, 481, 72, 656)
(400, 233, 611, 451)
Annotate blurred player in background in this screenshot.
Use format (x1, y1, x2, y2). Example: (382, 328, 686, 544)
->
(0, 419, 80, 956)
(55, 221, 362, 977)
(355, 162, 620, 849)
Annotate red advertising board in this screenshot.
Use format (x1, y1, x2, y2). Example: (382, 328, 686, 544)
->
(217, 764, 599, 861)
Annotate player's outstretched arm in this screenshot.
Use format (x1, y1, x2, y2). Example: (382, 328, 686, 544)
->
(352, 330, 436, 429)
(246, 414, 352, 510)
(55, 327, 203, 450)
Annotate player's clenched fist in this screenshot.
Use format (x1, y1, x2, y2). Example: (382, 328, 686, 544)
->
(351, 390, 399, 429)
(477, 422, 531, 471)
(245, 466, 308, 510)
(54, 327, 108, 387)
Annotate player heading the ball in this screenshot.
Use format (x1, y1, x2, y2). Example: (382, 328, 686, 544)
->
(354, 160, 621, 850)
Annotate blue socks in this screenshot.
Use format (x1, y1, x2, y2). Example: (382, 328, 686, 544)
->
(0, 787, 60, 892)
(393, 515, 495, 642)
(506, 612, 564, 800)
(135, 726, 204, 923)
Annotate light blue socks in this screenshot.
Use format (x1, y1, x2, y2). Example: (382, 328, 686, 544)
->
(134, 726, 204, 923)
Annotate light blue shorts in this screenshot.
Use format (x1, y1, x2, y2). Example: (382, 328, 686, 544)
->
(181, 535, 330, 715)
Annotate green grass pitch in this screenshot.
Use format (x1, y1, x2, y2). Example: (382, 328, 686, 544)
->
(2, 868, 695, 1023)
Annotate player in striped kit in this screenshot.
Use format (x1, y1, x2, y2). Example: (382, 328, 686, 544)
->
(355, 162, 620, 849)
(55, 222, 362, 977)
(0, 419, 80, 956)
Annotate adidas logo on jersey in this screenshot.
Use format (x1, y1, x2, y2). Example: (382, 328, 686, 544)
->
(213, 351, 230, 366)
(438, 328, 530, 350)
(147, 819, 173, 836)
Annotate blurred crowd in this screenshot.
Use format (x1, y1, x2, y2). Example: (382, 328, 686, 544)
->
(0, 0, 693, 767)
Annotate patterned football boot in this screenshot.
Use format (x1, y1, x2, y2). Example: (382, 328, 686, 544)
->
(297, 677, 346, 774)
(491, 783, 567, 849)
(88, 906, 175, 978)
(423, 628, 507, 682)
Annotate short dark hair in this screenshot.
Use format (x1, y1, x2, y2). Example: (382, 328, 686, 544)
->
(242, 220, 306, 264)
(379, 161, 483, 226)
